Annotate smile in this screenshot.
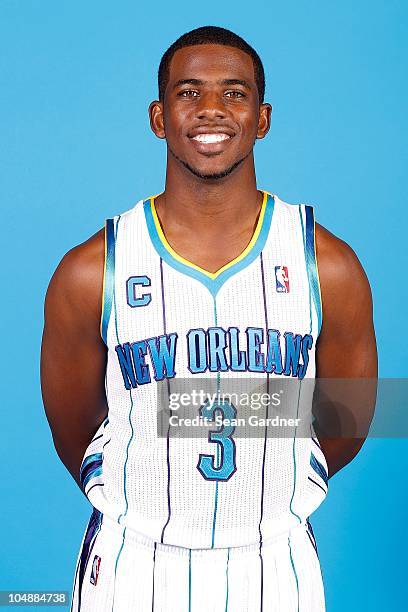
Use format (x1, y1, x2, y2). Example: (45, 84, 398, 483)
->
(191, 133, 232, 144)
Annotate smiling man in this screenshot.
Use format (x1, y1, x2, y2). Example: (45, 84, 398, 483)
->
(41, 26, 377, 611)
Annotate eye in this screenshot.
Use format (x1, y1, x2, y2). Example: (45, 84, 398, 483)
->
(225, 90, 246, 98)
(178, 89, 199, 97)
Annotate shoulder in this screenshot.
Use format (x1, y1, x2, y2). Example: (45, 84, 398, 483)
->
(45, 199, 145, 304)
(274, 195, 371, 293)
(315, 222, 374, 332)
(272, 194, 370, 290)
(44, 228, 105, 332)
(315, 222, 370, 289)
(49, 228, 105, 295)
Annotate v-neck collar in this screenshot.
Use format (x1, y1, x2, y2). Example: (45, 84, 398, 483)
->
(143, 190, 275, 297)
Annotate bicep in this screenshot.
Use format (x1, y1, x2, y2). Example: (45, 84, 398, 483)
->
(316, 230, 377, 378)
(40, 234, 107, 485)
(315, 229, 378, 438)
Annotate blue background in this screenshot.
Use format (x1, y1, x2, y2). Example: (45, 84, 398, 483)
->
(1, 0, 407, 610)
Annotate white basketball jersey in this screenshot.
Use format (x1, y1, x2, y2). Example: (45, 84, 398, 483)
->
(80, 190, 329, 549)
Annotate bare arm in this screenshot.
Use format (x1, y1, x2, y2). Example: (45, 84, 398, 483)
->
(40, 228, 107, 488)
(314, 222, 378, 478)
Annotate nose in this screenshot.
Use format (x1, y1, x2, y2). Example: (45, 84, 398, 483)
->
(196, 90, 227, 120)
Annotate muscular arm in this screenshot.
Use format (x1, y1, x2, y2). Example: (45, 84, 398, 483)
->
(314, 223, 378, 478)
(40, 228, 107, 488)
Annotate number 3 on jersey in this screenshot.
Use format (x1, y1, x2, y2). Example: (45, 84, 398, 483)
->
(197, 398, 237, 481)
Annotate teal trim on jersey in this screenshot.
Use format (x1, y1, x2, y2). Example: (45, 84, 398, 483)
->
(310, 452, 328, 486)
(80, 452, 103, 491)
(110, 214, 131, 612)
(224, 548, 230, 611)
(143, 193, 275, 297)
(119, 389, 135, 521)
(81, 452, 103, 471)
(288, 536, 300, 612)
(101, 218, 116, 346)
(210, 421, 220, 546)
(82, 466, 102, 489)
(112, 527, 127, 612)
(300, 205, 323, 336)
(111, 215, 133, 524)
(211, 300, 220, 549)
(188, 549, 192, 612)
(113, 216, 121, 344)
(110, 214, 136, 526)
(289, 382, 302, 524)
(305, 205, 322, 335)
(298, 208, 312, 336)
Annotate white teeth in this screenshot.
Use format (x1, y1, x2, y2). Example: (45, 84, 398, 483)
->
(192, 133, 231, 143)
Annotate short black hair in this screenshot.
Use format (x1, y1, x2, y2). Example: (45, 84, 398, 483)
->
(158, 25, 265, 103)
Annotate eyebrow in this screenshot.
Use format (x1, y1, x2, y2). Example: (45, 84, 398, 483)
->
(172, 78, 252, 90)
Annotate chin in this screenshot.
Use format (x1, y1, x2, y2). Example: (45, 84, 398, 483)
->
(168, 145, 249, 181)
(183, 157, 245, 181)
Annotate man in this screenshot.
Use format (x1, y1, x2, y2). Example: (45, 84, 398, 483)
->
(41, 25, 377, 611)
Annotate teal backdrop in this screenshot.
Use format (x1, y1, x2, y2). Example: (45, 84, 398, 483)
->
(1, 1, 407, 610)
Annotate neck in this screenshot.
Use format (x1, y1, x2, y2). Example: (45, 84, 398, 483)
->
(155, 151, 261, 234)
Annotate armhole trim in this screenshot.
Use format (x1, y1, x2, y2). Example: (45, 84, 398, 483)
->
(302, 205, 323, 337)
(100, 218, 116, 346)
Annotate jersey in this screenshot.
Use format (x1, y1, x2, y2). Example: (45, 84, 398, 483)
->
(80, 189, 329, 550)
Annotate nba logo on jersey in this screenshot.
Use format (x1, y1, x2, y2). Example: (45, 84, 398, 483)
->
(90, 555, 101, 586)
(275, 265, 290, 293)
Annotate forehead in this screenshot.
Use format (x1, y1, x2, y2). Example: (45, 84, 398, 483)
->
(168, 44, 255, 83)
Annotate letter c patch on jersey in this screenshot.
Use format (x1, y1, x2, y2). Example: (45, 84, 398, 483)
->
(126, 275, 152, 307)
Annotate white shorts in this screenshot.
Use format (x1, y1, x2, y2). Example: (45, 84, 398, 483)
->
(70, 507, 325, 611)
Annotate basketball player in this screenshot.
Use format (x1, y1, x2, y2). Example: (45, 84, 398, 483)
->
(40, 26, 377, 611)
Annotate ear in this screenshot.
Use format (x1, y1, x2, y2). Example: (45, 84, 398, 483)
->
(148, 100, 166, 139)
(256, 103, 272, 139)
